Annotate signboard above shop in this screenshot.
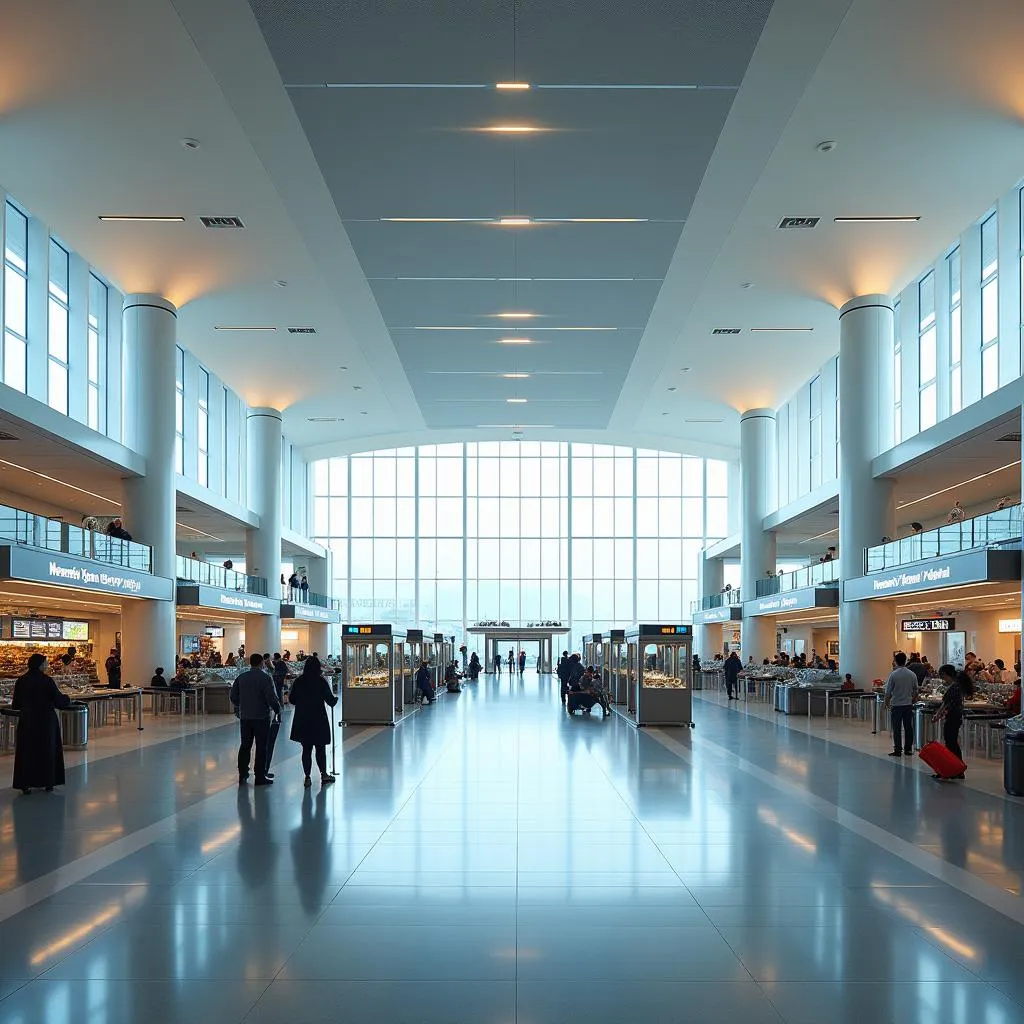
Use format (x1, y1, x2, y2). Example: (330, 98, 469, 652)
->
(280, 603, 342, 624)
(901, 617, 955, 632)
(744, 587, 839, 617)
(692, 605, 743, 625)
(844, 549, 1022, 602)
(176, 585, 278, 616)
(999, 618, 1022, 634)
(0, 545, 172, 601)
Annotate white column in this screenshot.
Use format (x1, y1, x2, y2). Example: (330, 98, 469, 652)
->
(839, 295, 897, 686)
(120, 295, 177, 685)
(306, 554, 330, 656)
(740, 409, 777, 661)
(694, 553, 724, 662)
(245, 407, 282, 655)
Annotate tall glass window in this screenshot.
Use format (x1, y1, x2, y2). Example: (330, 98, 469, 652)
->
(197, 367, 209, 487)
(948, 247, 962, 415)
(808, 375, 822, 488)
(3, 202, 28, 393)
(893, 300, 903, 443)
(87, 274, 106, 431)
(221, 385, 229, 494)
(47, 239, 70, 416)
(918, 271, 937, 430)
(313, 443, 730, 640)
(174, 346, 184, 475)
(980, 212, 999, 396)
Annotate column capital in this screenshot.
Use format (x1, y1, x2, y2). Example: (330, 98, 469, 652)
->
(122, 293, 177, 317)
(740, 408, 776, 422)
(247, 406, 282, 421)
(839, 294, 893, 319)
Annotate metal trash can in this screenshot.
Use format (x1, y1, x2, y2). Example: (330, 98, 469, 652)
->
(1004, 731, 1024, 796)
(59, 703, 89, 750)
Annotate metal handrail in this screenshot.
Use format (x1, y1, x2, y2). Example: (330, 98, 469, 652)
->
(0, 506, 153, 572)
(865, 506, 1022, 573)
(176, 555, 268, 596)
(755, 560, 839, 597)
(281, 585, 340, 610)
(694, 589, 742, 612)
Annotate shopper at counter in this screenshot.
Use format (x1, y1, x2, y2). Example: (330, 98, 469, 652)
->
(151, 667, 168, 688)
(104, 649, 121, 689)
(415, 660, 435, 704)
(884, 653, 919, 758)
(907, 654, 929, 686)
(230, 654, 282, 787)
(724, 652, 742, 700)
(11, 653, 72, 795)
(288, 657, 338, 789)
(931, 664, 972, 777)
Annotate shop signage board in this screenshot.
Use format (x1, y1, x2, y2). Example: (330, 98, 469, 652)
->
(0, 545, 172, 600)
(692, 605, 742, 624)
(999, 618, 1022, 633)
(176, 584, 279, 615)
(901, 617, 955, 632)
(744, 587, 839, 616)
(635, 624, 692, 637)
(843, 549, 1021, 602)
(280, 603, 342, 624)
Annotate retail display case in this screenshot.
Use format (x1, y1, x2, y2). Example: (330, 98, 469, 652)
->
(622, 625, 694, 727)
(340, 624, 408, 726)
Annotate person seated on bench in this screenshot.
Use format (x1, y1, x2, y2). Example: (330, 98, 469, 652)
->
(444, 661, 462, 692)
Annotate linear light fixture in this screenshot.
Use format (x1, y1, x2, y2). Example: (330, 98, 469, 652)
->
(0, 458, 120, 505)
(502, 372, 530, 378)
(213, 325, 278, 332)
(476, 423, 555, 428)
(498, 338, 533, 345)
(480, 125, 544, 133)
(498, 217, 533, 227)
(379, 217, 491, 223)
(496, 82, 530, 90)
(537, 217, 649, 223)
(834, 216, 921, 224)
(507, 397, 528, 404)
(497, 311, 535, 319)
(749, 327, 815, 333)
(896, 460, 1021, 510)
(98, 215, 185, 223)
(414, 326, 615, 331)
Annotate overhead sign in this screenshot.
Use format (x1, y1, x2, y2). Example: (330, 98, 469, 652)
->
(901, 618, 955, 632)
(692, 605, 742, 624)
(9, 617, 63, 640)
(344, 624, 391, 636)
(176, 584, 279, 616)
(281, 603, 342, 624)
(0, 545, 173, 601)
(744, 587, 839, 616)
(999, 618, 1022, 634)
(843, 549, 1021, 602)
(633, 624, 692, 638)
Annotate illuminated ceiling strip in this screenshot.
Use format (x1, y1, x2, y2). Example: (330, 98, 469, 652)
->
(0, 458, 121, 506)
(380, 276, 664, 282)
(896, 461, 1021, 509)
(834, 216, 921, 224)
(413, 326, 617, 331)
(288, 83, 735, 91)
(98, 215, 185, 223)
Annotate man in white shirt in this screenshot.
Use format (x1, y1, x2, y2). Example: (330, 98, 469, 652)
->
(884, 652, 920, 758)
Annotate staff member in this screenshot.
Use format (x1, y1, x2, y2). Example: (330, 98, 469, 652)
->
(230, 653, 281, 786)
(11, 653, 72, 795)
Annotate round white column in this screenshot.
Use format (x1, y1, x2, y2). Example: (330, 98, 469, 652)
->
(740, 408, 778, 661)
(305, 554, 330, 656)
(245, 407, 283, 655)
(839, 295, 897, 685)
(120, 295, 177, 686)
(694, 553, 724, 662)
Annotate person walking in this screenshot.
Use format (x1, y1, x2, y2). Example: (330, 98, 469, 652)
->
(265, 653, 289, 778)
(518, 650, 526, 675)
(493, 652, 502, 675)
(884, 652, 920, 758)
(507, 649, 515, 675)
(11, 653, 73, 795)
(230, 653, 281, 786)
(723, 651, 742, 701)
(931, 664, 972, 779)
(415, 660, 435, 703)
(288, 657, 338, 788)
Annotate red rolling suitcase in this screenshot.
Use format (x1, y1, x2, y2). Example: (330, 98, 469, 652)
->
(918, 740, 966, 779)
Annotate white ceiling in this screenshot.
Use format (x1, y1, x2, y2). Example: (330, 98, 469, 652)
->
(0, 0, 1022, 457)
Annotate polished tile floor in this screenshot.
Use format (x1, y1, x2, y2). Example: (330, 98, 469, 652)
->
(2, 672, 1023, 1023)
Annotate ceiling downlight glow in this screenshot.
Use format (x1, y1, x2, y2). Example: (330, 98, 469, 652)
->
(481, 125, 543, 134)
(498, 217, 533, 227)
(507, 397, 528, 404)
(496, 312, 536, 319)
(496, 82, 530, 90)
(498, 338, 533, 345)
(502, 372, 530, 378)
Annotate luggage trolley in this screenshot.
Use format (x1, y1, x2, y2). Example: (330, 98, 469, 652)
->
(619, 624, 695, 728)
(340, 624, 409, 726)
(602, 629, 627, 705)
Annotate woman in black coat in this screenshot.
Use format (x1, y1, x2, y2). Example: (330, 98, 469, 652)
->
(12, 653, 72, 794)
(288, 657, 338, 788)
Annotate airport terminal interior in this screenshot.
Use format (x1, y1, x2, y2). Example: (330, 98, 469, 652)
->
(1, 1, 1024, 1021)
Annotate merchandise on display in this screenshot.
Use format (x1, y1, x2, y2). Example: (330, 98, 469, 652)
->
(643, 671, 686, 689)
(351, 670, 389, 688)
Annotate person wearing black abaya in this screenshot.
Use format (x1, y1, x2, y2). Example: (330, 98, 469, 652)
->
(288, 657, 338, 788)
(11, 653, 71, 794)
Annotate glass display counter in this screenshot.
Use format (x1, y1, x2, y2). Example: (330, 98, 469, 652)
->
(583, 634, 601, 671)
(622, 625, 694, 727)
(602, 629, 627, 704)
(404, 629, 425, 706)
(341, 625, 408, 726)
(428, 633, 453, 688)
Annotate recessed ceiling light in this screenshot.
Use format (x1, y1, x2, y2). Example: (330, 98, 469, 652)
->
(274, 279, 288, 288)
(379, 217, 491, 223)
(497, 217, 532, 226)
(181, 138, 201, 150)
(667, 386, 677, 392)
(496, 82, 530, 90)
(834, 216, 920, 224)
(360, 411, 368, 415)
(740, 282, 753, 289)
(816, 140, 837, 154)
(481, 125, 543, 133)
(213, 325, 278, 332)
(98, 215, 186, 223)
(498, 338, 533, 345)
(680, 367, 691, 372)
(503, 372, 530, 378)
(749, 327, 814, 333)
(339, 365, 348, 371)
(496, 312, 535, 319)
(507, 397, 528, 404)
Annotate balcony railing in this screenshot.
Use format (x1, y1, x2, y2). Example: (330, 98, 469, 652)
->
(865, 507, 1022, 573)
(695, 589, 742, 612)
(176, 555, 268, 596)
(281, 585, 340, 610)
(755, 560, 839, 598)
(0, 506, 152, 572)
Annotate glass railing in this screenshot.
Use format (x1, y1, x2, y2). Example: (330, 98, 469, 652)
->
(755, 560, 839, 597)
(695, 589, 742, 612)
(176, 555, 268, 596)
(280, 585, 340, 610)
(0, 505, 152, 572)
(865, 507, 1022, 573)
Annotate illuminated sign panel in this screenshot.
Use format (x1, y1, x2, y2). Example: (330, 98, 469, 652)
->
(901, 618, 955, 632)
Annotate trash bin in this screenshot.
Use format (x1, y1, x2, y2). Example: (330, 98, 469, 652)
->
(1004, 731, 1024, 797)
(59, 703, 89, 750)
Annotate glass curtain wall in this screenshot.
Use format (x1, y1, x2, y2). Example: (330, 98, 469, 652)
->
(313, 442, 730, 643)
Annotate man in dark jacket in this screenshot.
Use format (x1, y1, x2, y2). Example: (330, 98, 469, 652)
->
(104, 649, 121, 689)
(415, 660, 435, 703)
(724, 652, 742, 700)
(106, 517, 132, 541)
(907, 653, 929, 686)
(230, 653, 281, 786)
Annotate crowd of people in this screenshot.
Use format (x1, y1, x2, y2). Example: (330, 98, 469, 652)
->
(556, 651, 612, 716)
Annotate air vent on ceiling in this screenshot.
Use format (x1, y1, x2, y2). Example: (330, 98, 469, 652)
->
(288, 327, 316, 334)
(997, 431, 1022, 442)
(712, 328, 741, 335)
(200, 216, 245, 229)
(0, 431, 18, 441)
(778, 216, 820, 229)
(685, 418, 724, 424)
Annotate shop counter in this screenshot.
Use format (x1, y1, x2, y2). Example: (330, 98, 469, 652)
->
(201, 683, 235, 714)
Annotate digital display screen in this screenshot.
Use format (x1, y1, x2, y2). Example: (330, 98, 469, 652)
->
(660, 626, 690, 635)
(180, 634, 200, 654)
(345, 626, 373, 635)
(204, 626, 225, 638)
(11, 618, 64, 639)
(901, 618, 955, 632)
(62, 621, 90, 641)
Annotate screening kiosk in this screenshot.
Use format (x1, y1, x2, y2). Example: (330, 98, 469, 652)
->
(617, 624, 694, 728)
(340, 624, 412, 726)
